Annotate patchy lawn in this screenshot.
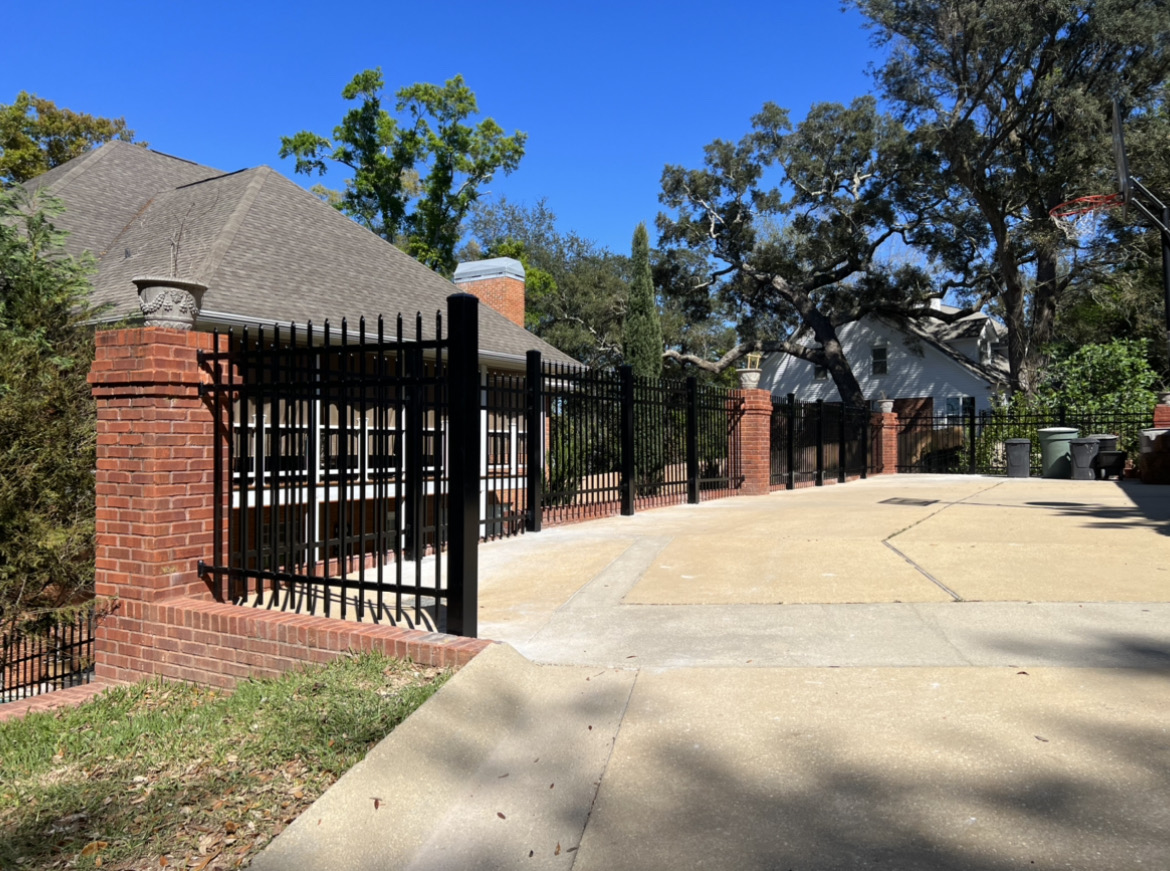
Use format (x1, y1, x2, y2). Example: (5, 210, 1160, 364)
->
(0, 652, 450, 870)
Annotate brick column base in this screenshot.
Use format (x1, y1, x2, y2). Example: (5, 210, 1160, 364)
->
(735, 388, 774, 495)
(1154, 404, 1170, 429)
(870, 411, 900, 475)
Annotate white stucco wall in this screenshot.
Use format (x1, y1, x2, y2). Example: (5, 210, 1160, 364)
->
(760, 316, 998, 412)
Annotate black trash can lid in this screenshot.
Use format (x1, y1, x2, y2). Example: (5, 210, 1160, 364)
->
(1086, 433, 1117, 440)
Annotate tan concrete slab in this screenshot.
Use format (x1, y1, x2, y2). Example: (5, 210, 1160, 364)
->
(478, 536, 635, 638)
(575, 666, 1170, 871)
(896, 538, 1170, 602)
(624, 537, 952, 604)
(896, 501, 1167, 544)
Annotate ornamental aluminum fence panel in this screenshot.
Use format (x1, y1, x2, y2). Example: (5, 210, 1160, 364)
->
(199, 295, 481, 637)
(631, 376, 691, 511)
(533, 361, 744, 525)
(973, 408, 1153, 476)
(897, 407, 1152, 475)
(538, 361, 624, 526)
(771, 396, 870, 488)
(1, 605, 96, 704)
(482, 373, 528, 541)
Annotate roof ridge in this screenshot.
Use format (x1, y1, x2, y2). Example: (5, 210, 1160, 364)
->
(196, 167, 271, 284)
(38, 141, 114, 195)
(899, 317, 1002, 385)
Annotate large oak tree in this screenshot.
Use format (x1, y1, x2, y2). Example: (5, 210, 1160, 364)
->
(657, 96, 951, 408)
(854, 0, 1170, 390)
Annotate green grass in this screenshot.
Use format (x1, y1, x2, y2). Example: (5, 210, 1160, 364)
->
(0, 652, 450, 870)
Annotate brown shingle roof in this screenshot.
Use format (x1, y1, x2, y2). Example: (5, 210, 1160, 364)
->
(34, 141, 576, 366)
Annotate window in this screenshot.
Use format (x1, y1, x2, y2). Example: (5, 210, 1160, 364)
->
(872, 346, 888, 375)
(813, 365, 828, 381)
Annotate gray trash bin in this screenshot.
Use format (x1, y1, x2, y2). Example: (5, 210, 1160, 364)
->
(1038, 427, 1079, 478)
(1005, 438, 1031, 477)
(1069, 438, 1099, 480)
(1087, 433, 1119, 451)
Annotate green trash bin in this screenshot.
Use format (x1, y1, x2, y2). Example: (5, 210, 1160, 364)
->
(1038, 427, 1079, 478)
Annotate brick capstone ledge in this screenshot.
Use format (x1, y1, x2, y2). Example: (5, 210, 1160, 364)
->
(95, 596, 494, 690)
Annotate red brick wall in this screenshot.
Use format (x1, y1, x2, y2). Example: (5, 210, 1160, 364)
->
(88, 327, 489, 692)
(99, 597, 490, 689)
(1155, 404, 1170, 429)
(456, 276, 525, 328)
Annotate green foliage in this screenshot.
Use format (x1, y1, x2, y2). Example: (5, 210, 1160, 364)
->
(623, 223, 663, 379)
(1033, 339, 1159, 415)
(0, 187, 97, 628)
(281, 69, 526, 277)
(0, 92, 141, 183)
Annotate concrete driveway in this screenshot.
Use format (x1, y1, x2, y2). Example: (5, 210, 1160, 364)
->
(254, 475, 1170, 871)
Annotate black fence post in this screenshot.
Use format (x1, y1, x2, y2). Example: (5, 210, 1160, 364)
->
(815, 399, 825, 486)
(525, 351, 543, 532)
(686, 376, 700, 504)
(620, 365, 635, 516)
(786, 393, 796, 490)
(837, 404, 847, 484)
(967, 402, 977, 474)
(446, 294, 480, 638)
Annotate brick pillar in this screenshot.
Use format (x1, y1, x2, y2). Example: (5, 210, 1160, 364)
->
(736, 388, 773, 495)
(1155, 403, 1170, 429)
(870, 411, 900, 475)
(88, 328, 223, 683)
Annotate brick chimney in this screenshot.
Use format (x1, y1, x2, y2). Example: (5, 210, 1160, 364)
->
(453, 257, 525, 328)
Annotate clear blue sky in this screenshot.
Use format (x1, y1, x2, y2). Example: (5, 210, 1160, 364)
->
(3, 0, 886, 255)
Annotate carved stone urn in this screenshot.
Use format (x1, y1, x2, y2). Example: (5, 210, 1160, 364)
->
(1158, 391, 1170, 406)
(738, 368, 762, 390)
(878, 399, 895, 414)
(132, 276, 207, 330)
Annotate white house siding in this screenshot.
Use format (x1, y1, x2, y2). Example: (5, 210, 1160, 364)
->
(760, 316, 998, 412)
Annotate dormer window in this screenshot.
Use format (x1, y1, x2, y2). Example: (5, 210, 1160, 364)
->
(813, 365, 828, 381)
(872, 346, 888, 375)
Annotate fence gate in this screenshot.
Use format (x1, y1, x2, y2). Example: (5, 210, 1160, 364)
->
(199, 295, 481, 637)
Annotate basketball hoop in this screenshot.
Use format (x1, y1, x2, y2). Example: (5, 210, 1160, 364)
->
(1048, 193, 1124, 243)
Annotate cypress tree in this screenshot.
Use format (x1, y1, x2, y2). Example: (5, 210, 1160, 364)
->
(623, 222, 663, 379)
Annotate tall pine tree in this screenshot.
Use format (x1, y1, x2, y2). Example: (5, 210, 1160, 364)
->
(623, 223, 663, 379)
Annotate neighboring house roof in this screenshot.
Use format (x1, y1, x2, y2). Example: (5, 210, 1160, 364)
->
(28, 141, 575, 366)
(903, 305, 1009, 386)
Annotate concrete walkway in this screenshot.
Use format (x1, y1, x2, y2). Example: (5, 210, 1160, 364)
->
(253, 476, 1170, 871)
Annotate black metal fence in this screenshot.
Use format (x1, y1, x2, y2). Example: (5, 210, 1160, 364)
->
(770, 395, 871, 488)
(533, 359, 745, 524)
(199, 296, 481, 636)
(1, 605, 96, 704)
(538, 361, 624, 525)
(973, 408, 1153, 476)
(897, 406, 1153, 475)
